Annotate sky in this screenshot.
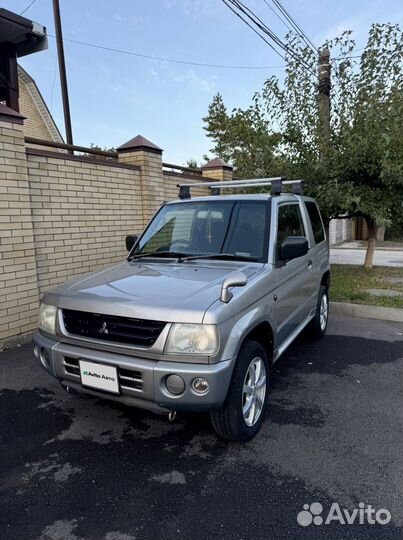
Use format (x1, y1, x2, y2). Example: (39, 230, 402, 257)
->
(4, 0, 402, 164)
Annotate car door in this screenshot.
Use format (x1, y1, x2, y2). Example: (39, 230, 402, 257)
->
(273, 201, 316, 346)
(303, 199, 329, 298)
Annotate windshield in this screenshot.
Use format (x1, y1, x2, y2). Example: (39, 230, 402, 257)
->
(132, 200, 269, 262)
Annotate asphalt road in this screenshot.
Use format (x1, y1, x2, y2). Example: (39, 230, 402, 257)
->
(1, 315, 402, 540)
(330, 248, 403, 267)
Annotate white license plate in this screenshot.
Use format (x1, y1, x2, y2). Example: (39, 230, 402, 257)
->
(79, 360, 119, 394)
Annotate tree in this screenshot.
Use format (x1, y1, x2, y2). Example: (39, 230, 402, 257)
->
(203, 23, 403, 268)
(186, 159, 200, 169)
(81, 144, 117, 161)
(203, 93, 281, 179)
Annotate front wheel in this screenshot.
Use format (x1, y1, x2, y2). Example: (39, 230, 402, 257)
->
(210, 340, 269, 442)
(307, 285, 329, 339)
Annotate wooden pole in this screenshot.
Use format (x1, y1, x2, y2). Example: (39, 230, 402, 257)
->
(318, 48, 331, 160)
(52, 0, 73, 150)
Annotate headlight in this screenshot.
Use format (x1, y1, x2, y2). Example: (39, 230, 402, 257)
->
(39, 303, 57, 334)
(165, 324, 218, 355)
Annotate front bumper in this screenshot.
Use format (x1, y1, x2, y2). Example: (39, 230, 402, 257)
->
(33, 333, 235, 414)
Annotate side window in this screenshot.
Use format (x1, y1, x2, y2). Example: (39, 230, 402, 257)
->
(277, 204, 306, 248)
(305, 201, 325, 244)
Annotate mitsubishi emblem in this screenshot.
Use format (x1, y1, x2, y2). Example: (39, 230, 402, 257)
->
(98, 321, 108, 334)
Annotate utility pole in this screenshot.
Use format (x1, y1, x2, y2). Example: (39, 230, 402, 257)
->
(318, 48, 331, 243)
(52, 0, 73, 150)
(318, 48, 331, 160)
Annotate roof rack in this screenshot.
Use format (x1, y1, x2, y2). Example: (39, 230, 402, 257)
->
(177, 177, 303, 199)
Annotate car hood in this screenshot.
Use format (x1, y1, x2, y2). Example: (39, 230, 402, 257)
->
(44, 260, 260, 323)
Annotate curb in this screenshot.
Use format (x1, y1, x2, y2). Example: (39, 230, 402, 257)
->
(331, 247, 403, 252)
(330, 301, 403, 322)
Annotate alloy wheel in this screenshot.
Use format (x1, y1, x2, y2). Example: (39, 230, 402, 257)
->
(242, 356, 267, 427)
(320, 293, 328, 331)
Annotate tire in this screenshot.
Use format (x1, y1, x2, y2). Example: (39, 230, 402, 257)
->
(307, 285, 329, 339)
(210, 340, 269, 442)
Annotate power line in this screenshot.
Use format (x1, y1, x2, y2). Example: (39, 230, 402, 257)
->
(47, 34, 284, 70)
(20, 0, 37, 15)
(263, 0, 367, 61)
(228, 0, 316, 74)
(222, 0, 316, 76)
(332, 46, 378, 60)
(272, 0, 317, 52)
(332, 55, 363, 61)
(50, 55, 58, 112)
(220, 0, 286, 61)
(272, 0, 317, 53)
(262, 0, 293, 33)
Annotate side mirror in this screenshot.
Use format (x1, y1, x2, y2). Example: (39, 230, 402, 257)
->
(220, 271, 248, 303)
(126, 234, 138, 252)
(279, 236, 308, 262)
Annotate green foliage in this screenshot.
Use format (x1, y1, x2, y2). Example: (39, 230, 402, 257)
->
(81, 144, 117, 161)
(203, 93, 281, 178)
(185, 159, 200, 169)
(203, 23, 403, 231)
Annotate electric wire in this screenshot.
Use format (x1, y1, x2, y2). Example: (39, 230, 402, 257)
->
(262, 0, 293, 33)
(222, 0, 316, 76)
(47, 34, 284, 70)
(20, 0, 37, 15)
(228, 0, 316, 74)
(220, 0, 286, 61)
(272, 0, 317, 53)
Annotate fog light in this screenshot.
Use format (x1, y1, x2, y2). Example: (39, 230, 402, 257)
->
(192, 377, 209, 395)
(165, 374, 185, 395)
(39, 348, 50, 368)
(33, 344, 39, 359)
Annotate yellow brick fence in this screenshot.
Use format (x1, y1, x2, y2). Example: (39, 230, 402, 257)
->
(0, 107, 232, 345)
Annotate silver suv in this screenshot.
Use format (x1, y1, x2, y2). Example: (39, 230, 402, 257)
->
(33, 178, 330, 441)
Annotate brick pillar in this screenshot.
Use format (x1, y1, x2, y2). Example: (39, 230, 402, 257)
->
(0, 104, 40, 344)
(117, 135, 164, 227)
(202, 157, 233, 182)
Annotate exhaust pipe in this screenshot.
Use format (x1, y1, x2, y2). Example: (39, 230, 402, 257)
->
(168, 411, 177, 422)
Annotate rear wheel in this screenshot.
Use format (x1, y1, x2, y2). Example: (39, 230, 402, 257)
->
(307, 285, 329, 339)
(210, 340, 269, 442)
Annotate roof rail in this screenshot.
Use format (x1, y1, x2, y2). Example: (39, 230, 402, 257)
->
(177, 177, 303, 199)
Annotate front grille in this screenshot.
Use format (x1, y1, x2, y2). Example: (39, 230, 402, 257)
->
(63, 356, 143, 391)
(64, 356, 80, 376)
(62, 309, 166, 347)
(118, 367, 143, 390)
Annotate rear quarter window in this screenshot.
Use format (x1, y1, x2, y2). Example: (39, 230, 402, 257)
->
(305, 201, 325, 244)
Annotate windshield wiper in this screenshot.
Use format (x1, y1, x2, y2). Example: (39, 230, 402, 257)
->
(128, 251, 188, 261)
(179, 253, 259, 263)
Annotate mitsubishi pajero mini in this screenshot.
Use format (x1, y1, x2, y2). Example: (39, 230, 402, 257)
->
(34, 178, 330, 441)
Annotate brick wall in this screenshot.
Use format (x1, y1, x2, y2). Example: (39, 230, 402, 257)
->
(26, 150, 142, 295)
(119, 150, 164, 228)
(163, 172, 210, 201)
(0, 119, 232, 345)
(329, 218, 355, 246)
(0, 118, 40, 342)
